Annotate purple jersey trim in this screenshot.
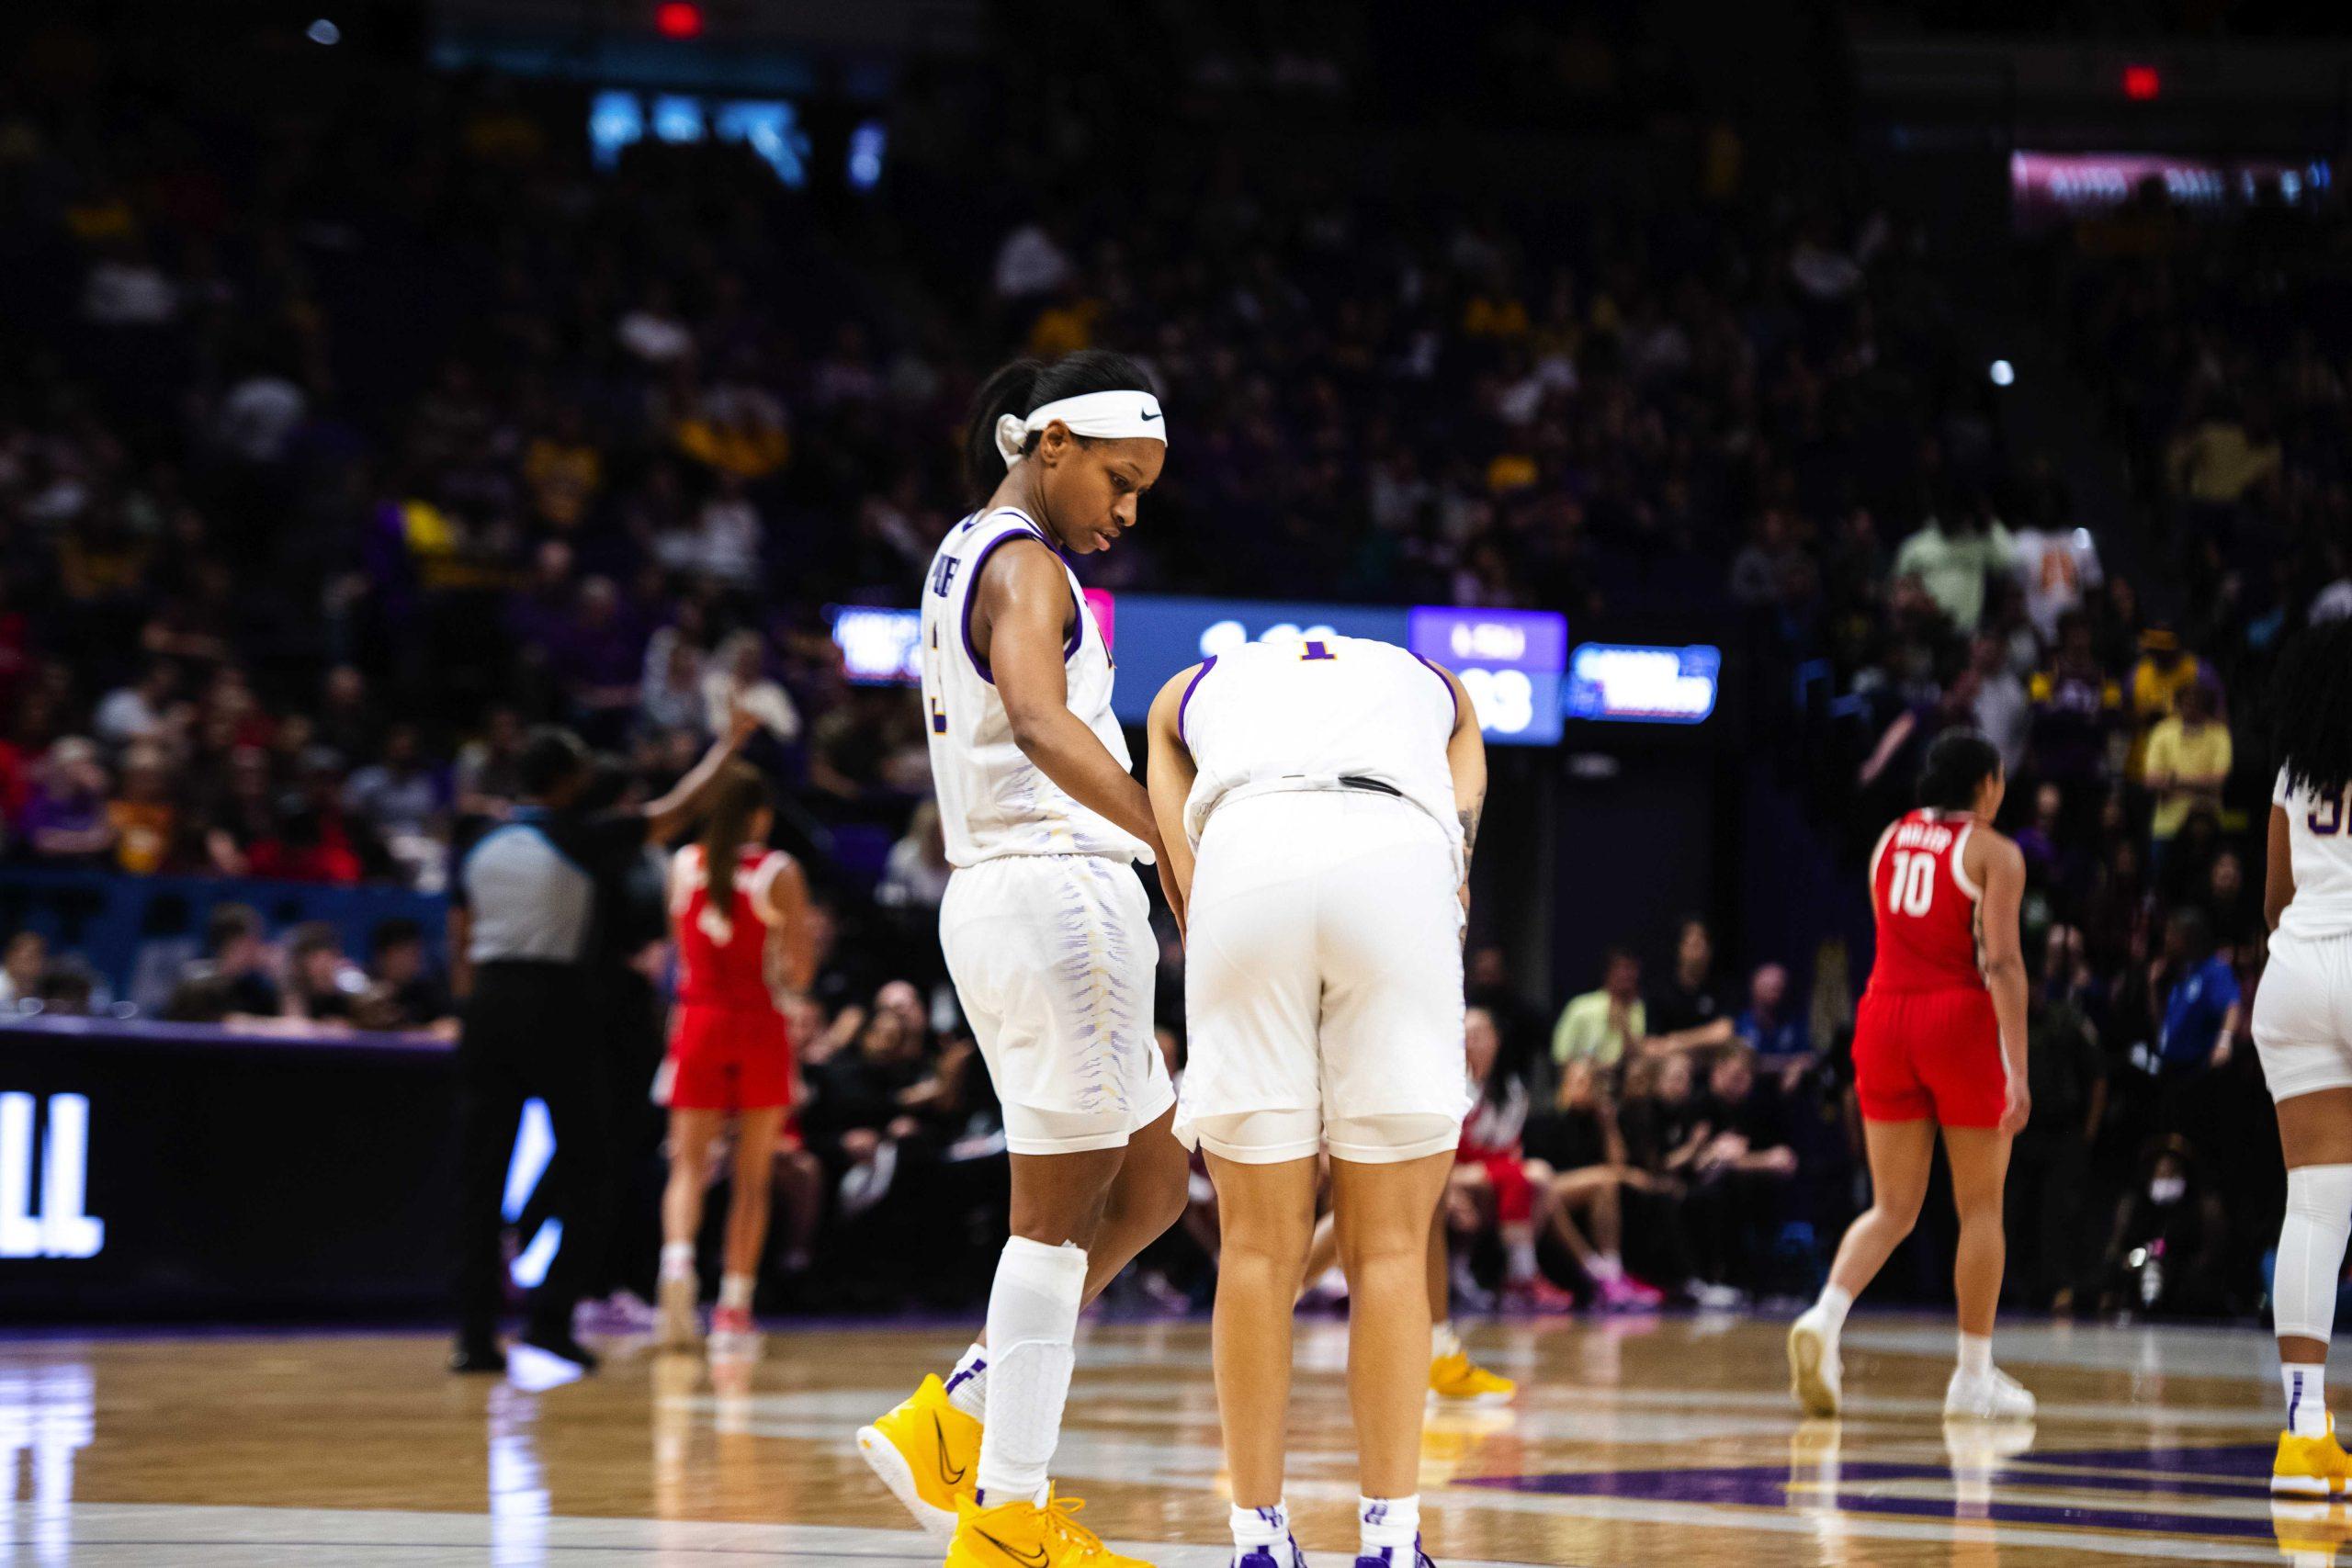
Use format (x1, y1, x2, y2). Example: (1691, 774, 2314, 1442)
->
(1413, 652, 1459, 725)
(957, 513, 1080, 684)
(1177, 656, 1217, 745)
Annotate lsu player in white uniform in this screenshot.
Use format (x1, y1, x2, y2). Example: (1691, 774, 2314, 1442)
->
(1146, 634, 1485, 1568)
(2255, 616, 2352, 1499)
(858, 351, 1187, 1568)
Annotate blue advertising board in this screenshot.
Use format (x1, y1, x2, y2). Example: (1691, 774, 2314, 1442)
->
(1564, 643, 1722, 725)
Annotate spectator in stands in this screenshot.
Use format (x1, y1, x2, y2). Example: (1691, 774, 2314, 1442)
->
(2007, 926, 2106, 1312)
(2126, 627, 2203, 778)
(876, 800, 951, 913)
(454, 707, 526, 819)
(2028, 614, 2125, 790)
(1448, 1007, 1576, 1311)
(2100, 1137, 2231, 1316)
(1521, 1057, 1664, 1310)
(364, 916, 454, 1032)
(2143, 680, 2231, 860)
(35, 956, 99, 1018)
(21, 738, 114, 865)
(94, 661, 178, 746)
(169, 903, 280, 1020)
(1735, 963, 1810, 1070)
(702, 630, 799, 746)
(1894, 502, 2014, 634)
(343, 723, 447, 886)
(1685, 1046, 1799, 1297)
(108, 744, 177, 874)
(1648, 917, 1735, 1052)
(2152, 908, 2243, 1134)
(281, 921, 363, 1027)
(0, 932, 49, 1010)
(1550, 945, 1645, 1081)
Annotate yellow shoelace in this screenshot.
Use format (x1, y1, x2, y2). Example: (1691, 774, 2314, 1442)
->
(1043, 1494, 1111, 1555)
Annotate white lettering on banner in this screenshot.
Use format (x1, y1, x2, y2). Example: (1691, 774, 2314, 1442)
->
(1570, 647, 1714, 719)
(0, 1094, 104, 1259)
(1448, 621, 1529, 662)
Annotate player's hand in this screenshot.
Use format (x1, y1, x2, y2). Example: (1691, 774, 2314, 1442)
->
(726, 701, 761, 748)
(1156, 856, 1187, 943)
(2000, 1077, 2031, 1136)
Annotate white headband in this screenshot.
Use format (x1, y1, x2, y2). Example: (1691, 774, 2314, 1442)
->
(996, 390, 1167, 469)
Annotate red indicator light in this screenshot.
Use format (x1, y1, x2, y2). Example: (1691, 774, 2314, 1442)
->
(2122, 64, 2160, 101)
(654, 2, 703, 39)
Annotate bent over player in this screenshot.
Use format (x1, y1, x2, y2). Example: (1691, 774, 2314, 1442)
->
(1148, 632, 1484, 1568)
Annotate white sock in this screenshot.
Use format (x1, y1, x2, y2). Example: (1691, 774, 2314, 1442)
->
(2287, 1363, 2332, 1438)
(660, 1242, 695, 1282)
(974, 1237, 1087, 1507)
(718, 1273, 753, 1312)
(1505, 1228, 1539, 1285)
(944, 1340, 990, 1420)
(1590, 1253, 1624, 1282)
(1360, 1494, 1419, 1551)
(2277, 1166, 2352, 1360)
(1230, 1501, 1288, 1548)
(1815, 1283, 1854, 1338)
(1431, 1320, 1463, 1361)
(1958, 1333, 1993, 1379)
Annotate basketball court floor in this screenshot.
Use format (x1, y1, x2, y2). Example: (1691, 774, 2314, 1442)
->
(0, 1314, 2327, 1565)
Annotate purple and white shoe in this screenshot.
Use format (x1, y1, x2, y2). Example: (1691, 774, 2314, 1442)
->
(1353, 1538, 1436, 1568)
(1232, 1537, 1309, 1568)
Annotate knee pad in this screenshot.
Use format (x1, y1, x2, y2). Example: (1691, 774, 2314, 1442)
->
(2276, 1164, 2352, 1342)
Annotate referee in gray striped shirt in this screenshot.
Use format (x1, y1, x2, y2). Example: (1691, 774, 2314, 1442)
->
(449, 708, 756, 1373)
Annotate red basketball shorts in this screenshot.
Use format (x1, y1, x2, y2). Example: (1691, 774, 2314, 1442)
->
(661, 1002, 795, 1112)
(1852, 987, 2006, 1128)
(1463, 1151, 1536, 1224)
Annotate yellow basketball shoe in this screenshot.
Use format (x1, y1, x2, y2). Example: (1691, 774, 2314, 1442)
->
(1430, 1349, 1517, 1404)
(2276, 1419, 2352, 1498)
(856, 1374, 981, 1540)
(944, 1488, 1155, 1567)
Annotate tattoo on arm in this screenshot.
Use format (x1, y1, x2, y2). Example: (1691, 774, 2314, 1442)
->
(1459, 799, 1483, 870)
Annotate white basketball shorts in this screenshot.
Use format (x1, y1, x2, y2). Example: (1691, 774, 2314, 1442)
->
(941, 852, 1172, 1156)
(2255, 930, 2352, 1102)
(1175, 790, 1470, 1165)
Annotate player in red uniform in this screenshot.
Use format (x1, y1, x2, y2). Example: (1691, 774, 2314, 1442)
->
(1789, 729, 2034, 1421)
(653, 762, 814, 1354)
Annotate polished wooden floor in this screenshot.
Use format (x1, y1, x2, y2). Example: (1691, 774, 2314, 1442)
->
(0, 1313, 2325, 1564)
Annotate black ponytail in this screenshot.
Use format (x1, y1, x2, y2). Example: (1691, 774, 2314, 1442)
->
(2273, 616, 2352, 801)
(1917, 728, 2002, 812)
(959, 348, 1158, 502)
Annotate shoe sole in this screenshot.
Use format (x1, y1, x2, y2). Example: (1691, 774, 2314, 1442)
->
(1429, 1388, 1514, 1405)
(1788, 1321, 1838, 1417)
(2270, 1472, 2341, 1497)
(854, 1424, 958, 1542)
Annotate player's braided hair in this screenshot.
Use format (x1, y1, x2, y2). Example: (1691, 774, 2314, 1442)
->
(2272, 616, 2352, 802)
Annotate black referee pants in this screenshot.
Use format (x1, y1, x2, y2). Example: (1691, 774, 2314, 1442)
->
(454, 963, 615, 1347)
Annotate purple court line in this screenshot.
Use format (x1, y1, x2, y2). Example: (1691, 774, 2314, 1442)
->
(1464, 1451, 2276, 1505)
(1464, 1465, 2274, 1541)
(2020, 1442, 2275, 1476)
(1823, 1490, 2277, 1540)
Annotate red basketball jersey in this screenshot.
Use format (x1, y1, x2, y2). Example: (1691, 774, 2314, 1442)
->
(670, 845, 785, 1010)
(1865, 809, 1985, 995)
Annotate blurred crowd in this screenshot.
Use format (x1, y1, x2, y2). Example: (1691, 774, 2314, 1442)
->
(0, 15, 2346, 1316)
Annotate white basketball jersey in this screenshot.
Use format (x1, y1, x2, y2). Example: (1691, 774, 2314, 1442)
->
(920, 508, 1147, 867)
(2278, 766, 2352, 941)
(1179, 634, 1463, 865)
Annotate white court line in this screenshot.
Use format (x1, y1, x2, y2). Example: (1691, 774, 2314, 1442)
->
(19, 1502, 1553, 1568)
